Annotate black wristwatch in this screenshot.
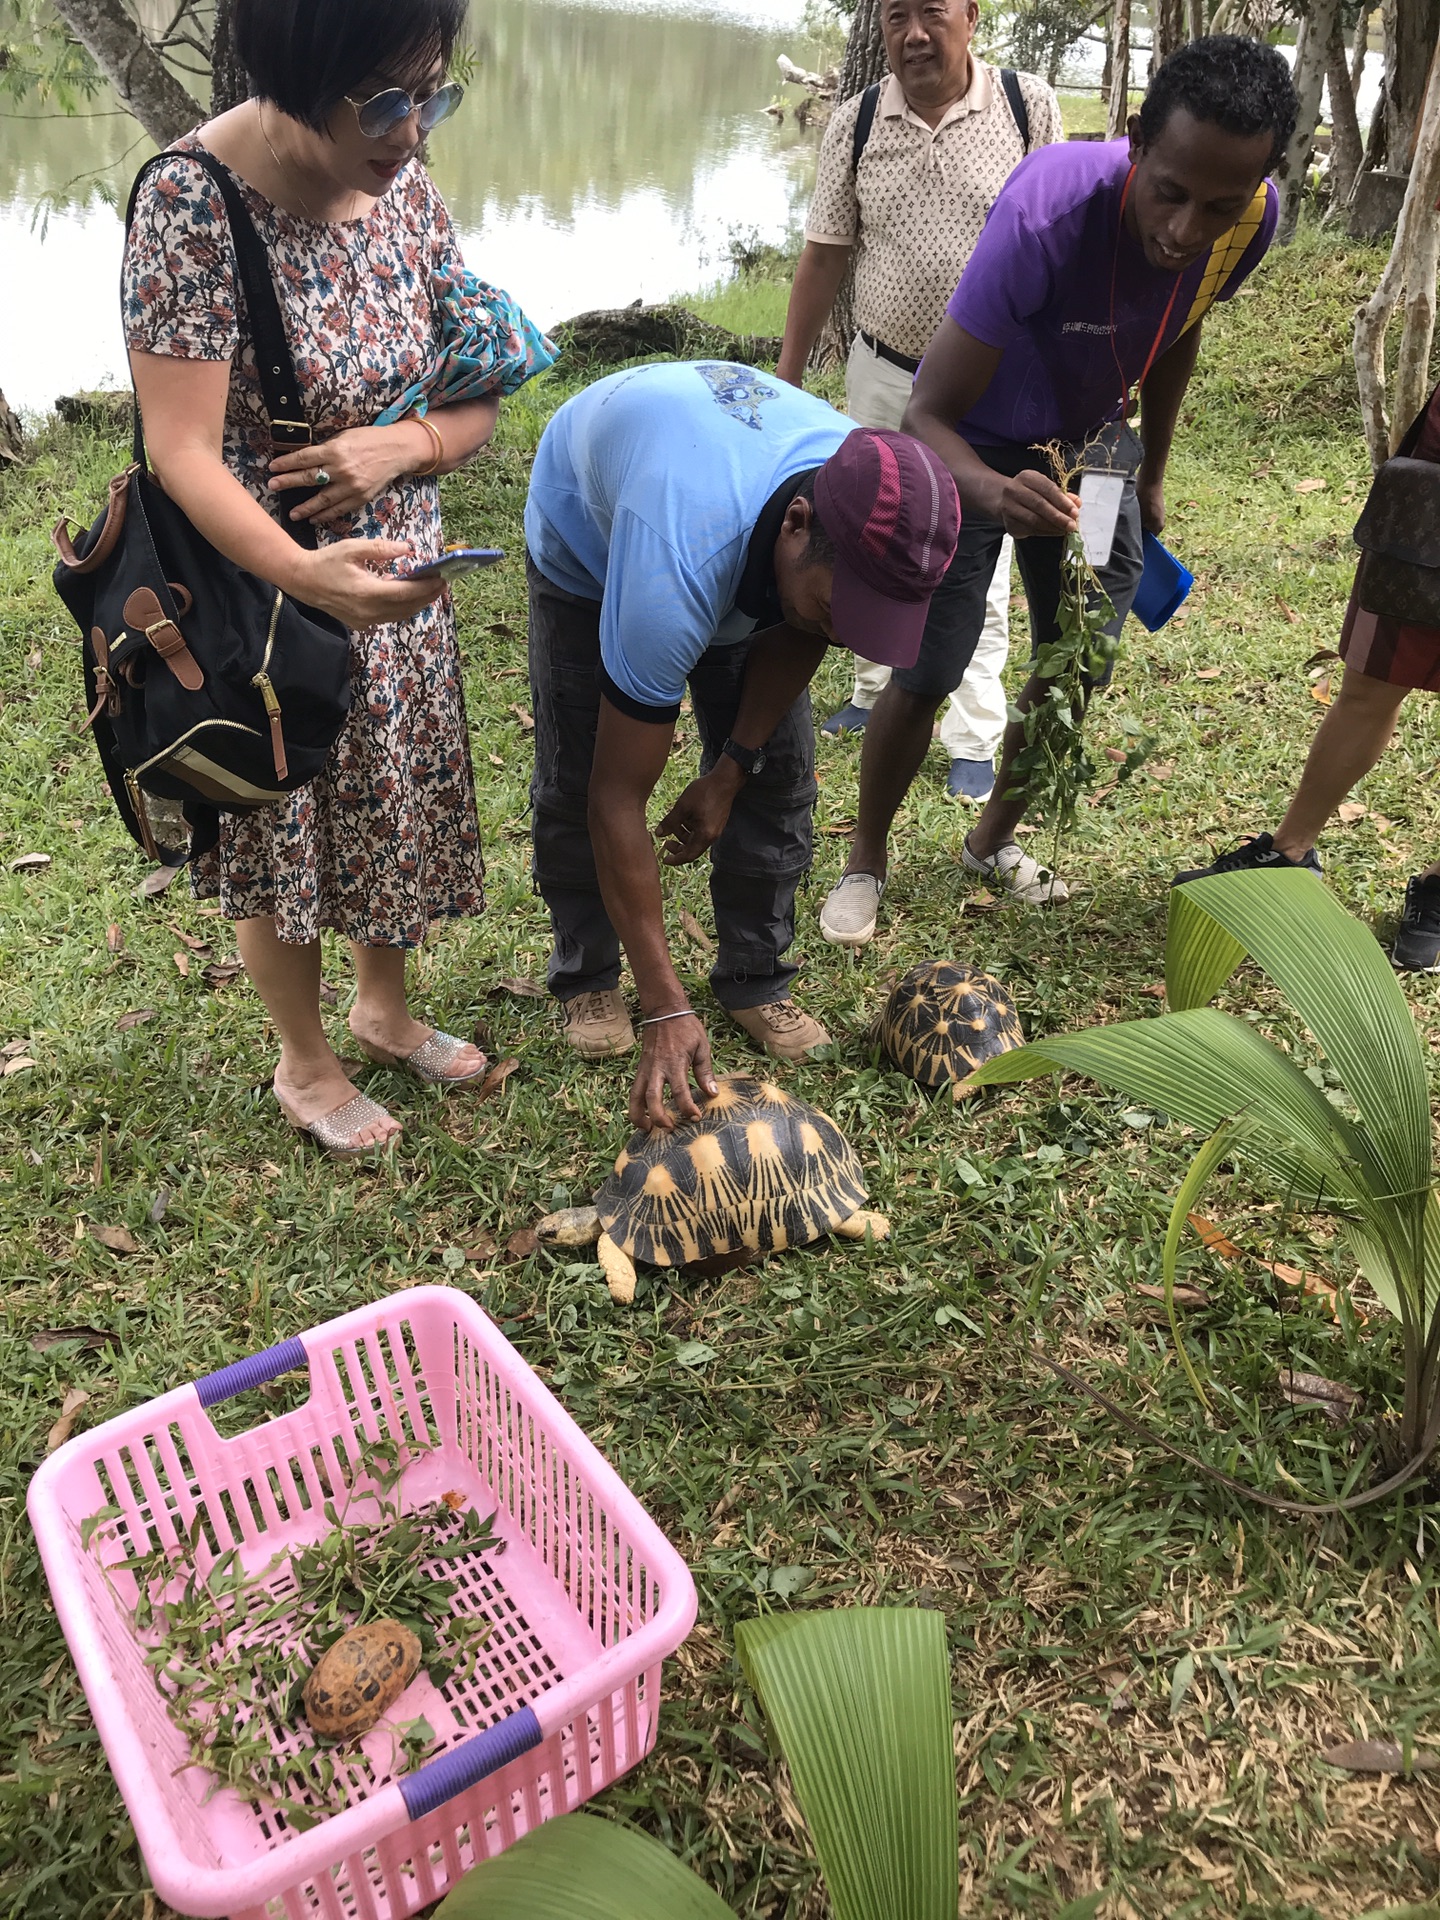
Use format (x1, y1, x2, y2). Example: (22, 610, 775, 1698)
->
(720, 736, 766, 778)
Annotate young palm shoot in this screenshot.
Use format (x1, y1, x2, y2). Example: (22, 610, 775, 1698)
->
(964, 868, 1440, 1511)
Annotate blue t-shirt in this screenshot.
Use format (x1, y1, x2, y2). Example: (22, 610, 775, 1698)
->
(525, 361, 854, 721)
(946, 140, 1277, 446)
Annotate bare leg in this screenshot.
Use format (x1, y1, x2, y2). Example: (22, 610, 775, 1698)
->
(348, 941, 485, 1077)
(844, 680, 944, 882)
(236, 916, 400, 1145)
(966, 668, 1056, 861)
(1273, 667, 1408, 859)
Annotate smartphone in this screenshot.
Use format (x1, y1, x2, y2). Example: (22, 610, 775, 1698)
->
(400, 547, 505, 582)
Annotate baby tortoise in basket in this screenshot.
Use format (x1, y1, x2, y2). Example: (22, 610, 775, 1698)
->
(537, 1074, 889, 1302)
(878, 961, 1024, 1093)
(303, 1618, 422, 1740)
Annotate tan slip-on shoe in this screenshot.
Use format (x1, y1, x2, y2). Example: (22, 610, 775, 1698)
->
(562, 988, 637, 1058)
(729, 998, 831, 1063)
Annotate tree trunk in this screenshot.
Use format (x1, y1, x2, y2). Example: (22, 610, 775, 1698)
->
(210, 0, 248, 116)
(50, 0, 201, 147)
(0, 388, 23, 464)
(1325, 5, 1365, 208)
(1350, 1, 1373, 97)
(838, 0, 888, 101)
(1100, 25, 1114, 108)
(1277, 0, 1340, 245)
(1187, 0, 1206, 41)
(1354, 40, 1440, 464)
(1106, 0, 1132, 142)
(1153, 0, 1186, 69)
(819, 0, 888, 369)
(1381, 0, 1440, 171)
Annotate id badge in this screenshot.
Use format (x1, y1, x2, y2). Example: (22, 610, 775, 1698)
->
(1078, 472, 1126, 568)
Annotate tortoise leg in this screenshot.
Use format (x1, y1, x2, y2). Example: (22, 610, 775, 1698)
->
(597, 1231, 637, 1304)
(834, 1210, 891, 1243)
(536, 1205, 602, 1246)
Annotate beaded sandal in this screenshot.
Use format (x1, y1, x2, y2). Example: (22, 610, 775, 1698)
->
(352, 1027, 489, 1085)
(276, 1088, 400, 1158)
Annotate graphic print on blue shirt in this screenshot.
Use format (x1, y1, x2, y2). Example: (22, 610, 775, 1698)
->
(525, 361, 855, 721)
(695, 361, 781, 431)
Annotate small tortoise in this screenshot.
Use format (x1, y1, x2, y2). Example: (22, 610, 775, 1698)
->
(537, 1074, 889, 1301)
(879, 961, 1024, 1090)
(302, 1618, 422, 1740)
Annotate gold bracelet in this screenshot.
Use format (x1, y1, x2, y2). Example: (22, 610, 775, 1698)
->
(412, 414, 445, 477)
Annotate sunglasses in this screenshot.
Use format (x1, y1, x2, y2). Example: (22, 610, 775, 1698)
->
(345, 80, 465, 140)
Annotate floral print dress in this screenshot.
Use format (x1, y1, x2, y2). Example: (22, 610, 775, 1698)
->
(122, 134, 486, 947)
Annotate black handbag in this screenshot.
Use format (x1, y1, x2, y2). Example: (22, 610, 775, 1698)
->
(1352, 388, 1440, 629)
(52, 148, 352, 863)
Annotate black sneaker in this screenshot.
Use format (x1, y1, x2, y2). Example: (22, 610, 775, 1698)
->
(1392, 875, 1440, 973)
(1171, 832, 1323, 888)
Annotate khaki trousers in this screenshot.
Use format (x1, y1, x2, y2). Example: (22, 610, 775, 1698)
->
(843, 332, 1012, 762)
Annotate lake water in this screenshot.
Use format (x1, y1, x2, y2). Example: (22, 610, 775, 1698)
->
(0, 0, 824, 413)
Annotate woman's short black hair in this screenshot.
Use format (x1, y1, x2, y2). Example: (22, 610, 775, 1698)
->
(1139, 34, 1298, 172)
(236, 0, 468, 134)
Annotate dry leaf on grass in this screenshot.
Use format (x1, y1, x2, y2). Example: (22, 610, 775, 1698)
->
(1194, 667, 1223, 681)
(1, 1038, 30, 1059)
(1311, 676, 1332, 705)
(1136, 1282, 1211, 1307)
(1321, 1739, 1440, 1775)
(1337, 802, 1367, 825)
(1279, 1369, 1361, 1415)
(1140, 982, 1167, 1000)
(1294, 477, 1328, 494)
(505, 1227, 538, 1260)
(462, 1232, 498, 1262)
(90, 1223, 140, 1255)
(318, 980, 339, 1004)
(169, 925, 212, 953)
(200, 961, 245, 988)
(10, 851, 51, 872)
(821, 816, 857, 836)
(2, 1055, 37, 1076)
(475, 1057, 521, 1100)
(488, 753, 504, 768)
(47, 1387, 91, 1454)
(139, 864, 184, 898)
(508, 703, 535, 732)
(493, 975, 546, 999)
(115, 1008, 156, 1031)
(30, 1326, 117, 1355)
(149, 1186, 172, 1224)
(1275, 596, 1299, 624)
(1147, 760, 1175, 781)
(1103, 746, 1128, 764)
(105, 924, 124, 954)
(1302, 647, 1340, 670)
(172, 951, 191, 977)
(25, 646, 43, 672)
(1187, 1213, 1352, 1322)
(680, 910, 714, 953)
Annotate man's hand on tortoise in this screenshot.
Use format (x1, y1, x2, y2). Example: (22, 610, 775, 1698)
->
(630, 1013, 718, 1133)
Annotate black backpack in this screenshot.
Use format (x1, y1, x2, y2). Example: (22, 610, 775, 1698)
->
(851, 66, 1032, 173)
(52, 148, 351, 864)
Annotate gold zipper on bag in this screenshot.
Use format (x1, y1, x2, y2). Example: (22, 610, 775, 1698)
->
(250, 590, 288, 780)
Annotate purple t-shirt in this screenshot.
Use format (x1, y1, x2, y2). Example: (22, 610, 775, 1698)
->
(945, 139, 1277, 446)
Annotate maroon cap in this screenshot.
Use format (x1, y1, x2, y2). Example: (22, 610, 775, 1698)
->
(814, 428, 961, 669)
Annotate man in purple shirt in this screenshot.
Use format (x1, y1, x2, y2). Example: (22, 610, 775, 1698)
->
(819, 36, 1296, 939)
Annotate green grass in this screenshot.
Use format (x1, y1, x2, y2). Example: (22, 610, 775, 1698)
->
(5, 220, 1440, 1919)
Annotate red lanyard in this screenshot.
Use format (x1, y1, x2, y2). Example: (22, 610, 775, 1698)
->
(1109, 164, 1182, 416)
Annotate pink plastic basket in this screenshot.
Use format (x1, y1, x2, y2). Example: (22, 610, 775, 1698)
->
(28, 1285, 697, 1920)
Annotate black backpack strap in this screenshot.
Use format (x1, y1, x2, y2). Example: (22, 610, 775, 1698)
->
(125, 148, 318, 544)
(1000, 69, 1030, 153)
(851, 82, 882, 174)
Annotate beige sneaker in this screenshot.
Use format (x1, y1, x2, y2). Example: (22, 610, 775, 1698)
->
(562, 989, 636, 1058)
(729, 999, 831, 1063)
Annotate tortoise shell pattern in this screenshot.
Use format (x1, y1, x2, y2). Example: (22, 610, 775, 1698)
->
(595, 1074, 868, 1268)
(879, 961, 1024, 1089)
(302, 1618, 422, 1739)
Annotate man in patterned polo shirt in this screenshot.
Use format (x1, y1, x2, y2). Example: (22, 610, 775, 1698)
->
(777, 0, 1060, 824)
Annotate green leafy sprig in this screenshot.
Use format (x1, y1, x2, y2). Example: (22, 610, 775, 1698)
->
(85, 1433, 502, 1832)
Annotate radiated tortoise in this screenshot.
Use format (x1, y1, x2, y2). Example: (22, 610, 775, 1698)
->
(537, 1073, 889, 1301)
(879, 961, 1024, 1089)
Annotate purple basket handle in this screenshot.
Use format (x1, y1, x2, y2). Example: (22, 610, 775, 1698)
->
(195, 1336, 309, 1408)
(400, 1707, 543, 1820)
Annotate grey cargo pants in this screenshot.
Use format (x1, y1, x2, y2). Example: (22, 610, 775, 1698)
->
(526, 556, 816, 1012)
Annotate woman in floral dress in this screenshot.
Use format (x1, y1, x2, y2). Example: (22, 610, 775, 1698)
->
(123, 0, 506, 1154)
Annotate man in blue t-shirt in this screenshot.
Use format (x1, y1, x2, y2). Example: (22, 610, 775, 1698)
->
(819, 36, 1296, 946)
(524, 359, 959, 1131)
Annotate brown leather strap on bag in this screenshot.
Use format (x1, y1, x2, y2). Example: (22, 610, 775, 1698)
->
(52, 468, 136, 573)
(77, 626, 118, 734)
(123, 586, 206, 691)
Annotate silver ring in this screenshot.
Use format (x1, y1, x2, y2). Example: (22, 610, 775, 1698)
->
(312, 468, 331, 488)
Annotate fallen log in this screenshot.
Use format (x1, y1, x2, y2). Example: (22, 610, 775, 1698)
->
(553, 304, 782, 369)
